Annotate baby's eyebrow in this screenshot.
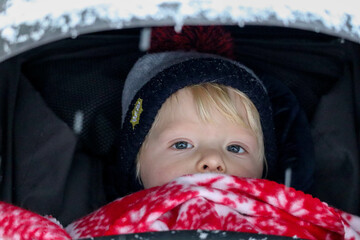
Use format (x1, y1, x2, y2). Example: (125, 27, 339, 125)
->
(156, 125, 191, 142)
(158, 129, 181, 140)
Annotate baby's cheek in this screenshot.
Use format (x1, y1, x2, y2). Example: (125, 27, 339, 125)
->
(141, 157, 193, 188)
(228, 160, 263, 179)
(141, 166, 174, 188)
(155, 169, 180, 186)
(154, 167, 188, 187)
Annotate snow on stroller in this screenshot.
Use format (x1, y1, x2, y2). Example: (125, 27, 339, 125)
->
(0, 1, 359, 239)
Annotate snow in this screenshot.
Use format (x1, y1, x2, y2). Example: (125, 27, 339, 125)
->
(0, 0, 360, 62)
(73, 110, 84, 134)
(284, 167, 292, 187)
(139, 28, 152, 52)
(197, 230, 209, 239)
(199, 232, 208, 239)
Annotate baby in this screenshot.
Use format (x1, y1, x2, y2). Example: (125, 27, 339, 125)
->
(66, 51, 356, 239)
(115, 51, 277, 194)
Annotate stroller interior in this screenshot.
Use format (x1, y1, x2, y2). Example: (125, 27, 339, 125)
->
(0, 24, 359, 239)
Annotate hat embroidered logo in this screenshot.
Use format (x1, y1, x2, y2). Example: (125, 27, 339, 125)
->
(131, 98, 143, 129)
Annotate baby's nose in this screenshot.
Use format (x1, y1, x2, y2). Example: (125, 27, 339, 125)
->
(196, 151, 226, 173)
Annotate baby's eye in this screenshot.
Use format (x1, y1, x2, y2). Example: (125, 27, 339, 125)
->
(227, 144, 245, 154)
(171, 141, 194, 150)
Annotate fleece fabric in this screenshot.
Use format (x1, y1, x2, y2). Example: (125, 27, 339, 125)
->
(1, 174, 359, 240)
(67, 174, 359, 239)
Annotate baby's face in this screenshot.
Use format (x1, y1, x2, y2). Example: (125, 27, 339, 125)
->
(138, 88, 263, 189)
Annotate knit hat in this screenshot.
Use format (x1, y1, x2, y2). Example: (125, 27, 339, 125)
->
(116, 51, 277, 195)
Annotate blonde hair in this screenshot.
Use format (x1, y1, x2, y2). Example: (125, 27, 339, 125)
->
(136, 83, 265, 178)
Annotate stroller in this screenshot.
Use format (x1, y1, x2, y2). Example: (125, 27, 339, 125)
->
(0, 1, 359, 239)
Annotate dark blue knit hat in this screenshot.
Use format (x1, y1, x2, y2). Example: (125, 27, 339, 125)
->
(116, 51, 277, 195)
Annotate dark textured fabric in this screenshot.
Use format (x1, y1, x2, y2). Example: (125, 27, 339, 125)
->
(230, 26, 343, 121)
(22, 32, 143, 156)
(0, 30, 142, 225)
(261, 74, 315, 191)
(310, 63, 360, 214)
(13, 74, 76, 216)
(0, 58, 99, 225)
(0, 56, 20, 204)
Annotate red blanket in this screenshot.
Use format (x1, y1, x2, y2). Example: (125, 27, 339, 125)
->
(1, 174, 359, 240)
(0, 201, 71, 240)
(66, 174, 360, 239)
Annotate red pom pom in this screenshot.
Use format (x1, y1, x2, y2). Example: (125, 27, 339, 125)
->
(150, 26, 235, 59)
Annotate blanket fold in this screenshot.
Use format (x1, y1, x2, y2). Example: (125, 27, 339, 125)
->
(66, 174, 360, 240)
